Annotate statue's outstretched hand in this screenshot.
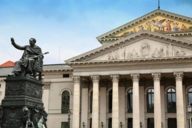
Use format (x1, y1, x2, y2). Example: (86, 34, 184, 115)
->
(11, 37, 15, 45)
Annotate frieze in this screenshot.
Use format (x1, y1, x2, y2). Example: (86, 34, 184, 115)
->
(92, 39, 192, 61)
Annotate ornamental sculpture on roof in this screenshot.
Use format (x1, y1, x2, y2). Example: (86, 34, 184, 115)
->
(11, 37, 49, 80)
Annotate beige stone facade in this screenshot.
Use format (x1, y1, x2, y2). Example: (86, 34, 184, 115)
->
(1, 9, 192, 128)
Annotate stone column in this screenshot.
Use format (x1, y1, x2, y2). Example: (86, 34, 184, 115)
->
(72, 76, 81, 128)
(152, 73, 162, 128)
(111, 75, 119, 128)
(42, 82, 50, 112)
(131, 74, 140, 128)
(174, 72, 186, 128)
(81, 87, 89, 128)
(91, 75, 100, 128)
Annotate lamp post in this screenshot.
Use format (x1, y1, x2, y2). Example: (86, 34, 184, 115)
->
(120, 122, 123, 128)
(101, 122, 104, 128)
(68, 109, 72, 128)
(82, 122, 85, 128)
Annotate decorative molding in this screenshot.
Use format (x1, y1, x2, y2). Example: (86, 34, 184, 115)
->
(174, 72, 183, 80)
(73, 76, 80, 83)
(66, 31, 192, 63)
(97, 9, 192, 43)
(103, 42, 188, 61)
(131, 74, 140, 81)
(91, 75, 100, 82)
(152, 73, 161, 81)
(110, 74, 119, 82)
(59, 88, 73, 95)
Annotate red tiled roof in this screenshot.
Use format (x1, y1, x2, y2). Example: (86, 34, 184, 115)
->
(0, 61, 15, 67)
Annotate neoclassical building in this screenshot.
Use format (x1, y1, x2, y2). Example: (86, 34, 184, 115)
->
(1, 9, 192, 128)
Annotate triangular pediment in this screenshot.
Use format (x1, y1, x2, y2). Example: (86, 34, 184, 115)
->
(66, 31, 192, 64)
(97, 9, 192, 44)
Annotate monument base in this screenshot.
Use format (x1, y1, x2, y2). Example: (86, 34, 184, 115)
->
(1, 76, 47, 128)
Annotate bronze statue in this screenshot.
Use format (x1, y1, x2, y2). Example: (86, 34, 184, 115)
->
(11, 37, 45, 80)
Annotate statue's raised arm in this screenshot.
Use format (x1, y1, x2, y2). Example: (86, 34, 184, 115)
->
(11, 37, 26, 50)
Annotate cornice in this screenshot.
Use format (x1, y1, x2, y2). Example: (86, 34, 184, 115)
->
(68, 56, 192, 66)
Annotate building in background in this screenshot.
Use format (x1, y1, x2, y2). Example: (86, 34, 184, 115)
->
(1, 9, 192, 128)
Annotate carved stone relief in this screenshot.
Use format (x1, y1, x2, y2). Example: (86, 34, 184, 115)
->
(95, 41, 191, 61)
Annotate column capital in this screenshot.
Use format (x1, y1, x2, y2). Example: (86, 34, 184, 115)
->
(91, 75, 100, 82)
(174, 72, 183, 80)
(152, 73, 161, 81)
(110, 74, 119, 81)
(73, 76, 80, 83)
(131, 73, 140, 81)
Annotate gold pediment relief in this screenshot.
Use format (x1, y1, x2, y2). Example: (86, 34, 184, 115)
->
(116, 15, 192, 37)
(92, 39, 192, 61)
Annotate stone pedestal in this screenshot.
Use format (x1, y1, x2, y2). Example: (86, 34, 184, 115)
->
(1, 76, 46, 128)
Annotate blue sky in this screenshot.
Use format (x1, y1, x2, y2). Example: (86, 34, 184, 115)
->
(0, 0, 192, 64)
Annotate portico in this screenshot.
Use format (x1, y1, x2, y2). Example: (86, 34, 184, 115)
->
(64, 8, 192, 128)
(71, 70, 191, 128)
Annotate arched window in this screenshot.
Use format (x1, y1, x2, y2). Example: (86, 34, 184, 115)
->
(188, 88, 192, 106)
(127, 88, 133, 113)
(89, 91, 93, 113)
(147, 88, 154, 113)
(167, 87, 176, 113)
(108, 89, 112, 113)
(61, 90, 70, 113)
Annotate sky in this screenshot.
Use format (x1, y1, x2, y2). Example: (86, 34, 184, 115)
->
(0, 0, 192, 64)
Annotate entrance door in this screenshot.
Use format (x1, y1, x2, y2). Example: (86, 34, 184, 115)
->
(127, 118, 133, 128)
(61, 122, 69, 128)
(168, 118, 177, 128)
(147, 118, 154, 128)
(108, 118, 112, 128)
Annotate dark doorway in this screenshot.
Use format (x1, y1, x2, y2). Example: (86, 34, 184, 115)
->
(147, 118, 154, 128)
(61, 122, 69, 128)
(168, 118, 177, 128)
(89, 118, 92, 128)
(108, 118, 112, 128)
(127, 118, 133, 128)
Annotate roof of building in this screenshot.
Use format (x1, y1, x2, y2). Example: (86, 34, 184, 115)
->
(0, 64, 72, 77)
(66, 30, 192, 63)
(0, 61, 15, 68)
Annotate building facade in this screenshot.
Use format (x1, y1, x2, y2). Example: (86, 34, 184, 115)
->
(1, 9, 192, 128)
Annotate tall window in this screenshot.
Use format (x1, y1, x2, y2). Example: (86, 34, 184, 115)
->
(147, 88, 154, 113)
(167, 88, 176, 113)
(89, 91, 93, 113)
(61, 90, 70, 113)
(127, 88, 133, 113)
(108, 90, 112, 113)
(188, 88, 192, 106)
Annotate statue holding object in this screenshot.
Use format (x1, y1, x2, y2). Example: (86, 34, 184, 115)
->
(11, 38, 48, 80)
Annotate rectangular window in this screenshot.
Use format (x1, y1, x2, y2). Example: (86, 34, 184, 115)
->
(63, 74, 70, 78)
